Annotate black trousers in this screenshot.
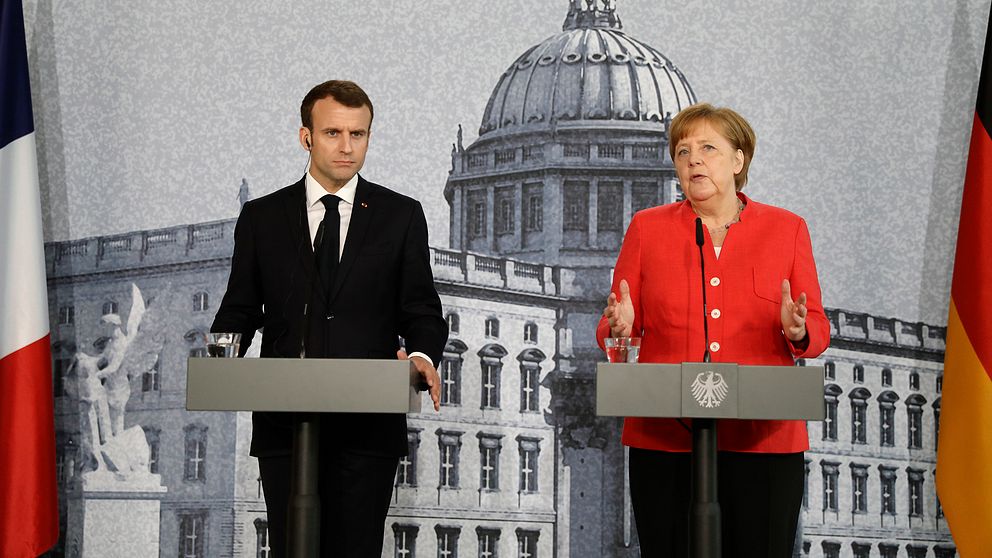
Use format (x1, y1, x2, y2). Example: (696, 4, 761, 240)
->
(628, 448, 804, 558)
(258, 447, 399, 558)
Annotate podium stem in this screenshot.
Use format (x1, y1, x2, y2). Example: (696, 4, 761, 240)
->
(288, 413, 320, 557)
(689, 418, 721, 558)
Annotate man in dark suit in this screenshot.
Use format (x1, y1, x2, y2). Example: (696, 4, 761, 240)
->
(211, 80, 447, 557)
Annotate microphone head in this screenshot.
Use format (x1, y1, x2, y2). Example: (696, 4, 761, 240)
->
(695, 217, 704, 247)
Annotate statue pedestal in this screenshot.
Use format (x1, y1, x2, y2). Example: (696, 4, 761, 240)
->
(65, 472, 167, 558)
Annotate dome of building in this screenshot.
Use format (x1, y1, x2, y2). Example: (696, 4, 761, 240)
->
(479, 0, 696, 137)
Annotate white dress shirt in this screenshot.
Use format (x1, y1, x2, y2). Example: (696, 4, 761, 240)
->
(304, 171, 434, 368)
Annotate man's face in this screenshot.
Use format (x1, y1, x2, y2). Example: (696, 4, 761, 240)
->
(300, 96, 372, 193)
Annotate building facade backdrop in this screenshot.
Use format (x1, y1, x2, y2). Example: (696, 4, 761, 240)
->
(29, 1, 984, 557)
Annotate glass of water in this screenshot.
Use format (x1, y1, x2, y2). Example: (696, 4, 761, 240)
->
(604, 337, 641, 363)
(205, 332, 241, 358)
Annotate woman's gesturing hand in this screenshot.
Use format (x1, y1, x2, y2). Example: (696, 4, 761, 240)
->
(780, 279, 808, 342)
(604, 279, 635, 338)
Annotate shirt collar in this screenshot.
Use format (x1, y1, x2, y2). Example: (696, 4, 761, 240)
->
(305, 172, 359, 209)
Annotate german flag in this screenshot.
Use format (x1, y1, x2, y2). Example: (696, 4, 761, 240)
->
(935, 13, 992, 556)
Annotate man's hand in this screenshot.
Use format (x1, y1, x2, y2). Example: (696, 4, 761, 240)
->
(603, 279, 634, 338)
(398, 349, 441, 412)
(780, 279, 808, 342)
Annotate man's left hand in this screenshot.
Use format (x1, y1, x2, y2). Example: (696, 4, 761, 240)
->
(398, 349, 441, 412)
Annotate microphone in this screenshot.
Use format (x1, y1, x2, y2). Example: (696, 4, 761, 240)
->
(695, 218, 711, 363)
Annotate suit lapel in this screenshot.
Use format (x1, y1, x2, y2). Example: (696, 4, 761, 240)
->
(328, 177, 374, 303)
(281, 178, 323, 303)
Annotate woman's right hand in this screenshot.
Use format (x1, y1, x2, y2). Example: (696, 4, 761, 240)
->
(604, 279, 635, 338)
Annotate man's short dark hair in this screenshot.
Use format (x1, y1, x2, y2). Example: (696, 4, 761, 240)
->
(300, 80, 374, 130)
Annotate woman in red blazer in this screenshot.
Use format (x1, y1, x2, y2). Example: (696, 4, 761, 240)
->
(598, 103, 830, 558)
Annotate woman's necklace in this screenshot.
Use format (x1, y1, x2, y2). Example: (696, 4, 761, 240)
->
(708, 198, 745, 235)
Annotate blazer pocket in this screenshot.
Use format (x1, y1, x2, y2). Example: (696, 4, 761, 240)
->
(752, 267, 782, 305)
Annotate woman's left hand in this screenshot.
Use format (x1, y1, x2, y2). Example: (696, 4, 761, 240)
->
(780, 279, 808, 342)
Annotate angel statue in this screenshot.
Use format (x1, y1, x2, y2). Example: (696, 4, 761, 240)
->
(66, 284, 172, 477)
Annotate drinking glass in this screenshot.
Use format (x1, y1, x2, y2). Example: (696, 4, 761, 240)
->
(604, 337, 641, 363)
(205, 332, 241, 358)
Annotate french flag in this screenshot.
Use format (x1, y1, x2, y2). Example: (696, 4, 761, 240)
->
(0, 0, 59, 555)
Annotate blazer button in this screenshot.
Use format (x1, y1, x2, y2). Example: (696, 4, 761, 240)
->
(710, 308, 721, 319)
(709, 277, 721, 287)
(709, 341, 721, 353)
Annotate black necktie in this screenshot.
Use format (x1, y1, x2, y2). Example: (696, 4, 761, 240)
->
(316, 194, 341, 295)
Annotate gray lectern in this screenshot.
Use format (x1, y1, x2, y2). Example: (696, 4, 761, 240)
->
(597, 362, 824, 558)
(187, 357, 424, 557)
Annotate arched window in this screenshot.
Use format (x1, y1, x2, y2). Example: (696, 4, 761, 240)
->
(877, 391, 901, 447)
(478, 344, 508, 410)
(823, 384, 842, 441)
(254, 518, 270, 558)
(906, 394, 927, 449)
(518, 348, 546, 413)
(849, 387, 871, 444)
(440, 340, 467, 407)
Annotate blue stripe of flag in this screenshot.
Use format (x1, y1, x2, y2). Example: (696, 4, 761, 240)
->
(0, 0, 34, 150)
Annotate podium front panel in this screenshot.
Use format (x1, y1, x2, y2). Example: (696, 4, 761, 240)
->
(596, 363, 683, 417)
(186, 358, 418, 413)
(738, 365, 825, 420)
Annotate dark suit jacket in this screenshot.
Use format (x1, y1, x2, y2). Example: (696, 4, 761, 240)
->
(212, 175, 447, 457)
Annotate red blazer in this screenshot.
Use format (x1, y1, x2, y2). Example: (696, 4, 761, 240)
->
(596, 193, 830, 453)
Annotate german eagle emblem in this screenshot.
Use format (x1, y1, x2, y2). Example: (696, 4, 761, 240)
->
(691, 371, 729, 408)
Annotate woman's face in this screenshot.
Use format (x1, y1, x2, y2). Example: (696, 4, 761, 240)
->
(673, 120, 744, 206)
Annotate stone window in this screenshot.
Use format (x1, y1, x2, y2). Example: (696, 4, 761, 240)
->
(907, 394, 926, 449)
(178, 511, 208, 558)
(878, 391, 900, 447)
(852, 543, 871, 558)
(254, 518, 270, 558)
(396, 429, 421, 487)
(933, 397, 941, 447)
(523, 322, 538, 344)
(881, 367, 892, 387)
(435, 525, 461, 558)
(853, 364, 864, 384)
(516, 529, 540, 558)
(192, 291, 209, 312)
(523, 184, 543, 232)
(850, 463, 869, 514)
(907, 468, 925, 517)
(597, 181, 623, 232)
(823, 384, 841, 441)
(821, 542, 840, 558)
(392, 524, 418, 558)
(803, 458, 811, 509)
(485, 317, 500, 338)
(143, 426, 161, 475)
(58, 305, 74, 325)
(849, 387, 870, 444)
(496, 187, 515, 235)
(102, 300, 118, 316)
(910, 371, 920, 391)
(437, 429, 463, 489)
(469, 198, 487, 240)
(478, 433, 502, 491)
(563, 182, 589, 231)
(142, 357, 161, 393)
(879, 466, 897, 515)
(518, 437, 540, 493)
(879, 543, 899, 558)
(479, 344, 507, 410)
(446, 312, 460, 335)
(184, 424, 208, 482)
(824, 361, 835, 380)
(440, 340, 467, 407)
(518, 348, 545, 414)
(821, 461, 839, 511)
(477, 527, 500, 558)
